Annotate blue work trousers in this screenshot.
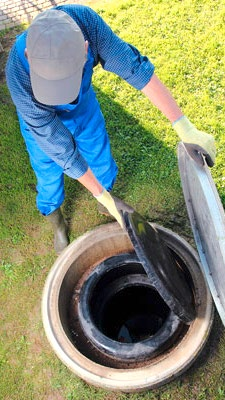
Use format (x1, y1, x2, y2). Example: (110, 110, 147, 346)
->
(18, 92, 118, 216)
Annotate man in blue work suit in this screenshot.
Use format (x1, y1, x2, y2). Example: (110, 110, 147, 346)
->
(6, 5, 216, 254)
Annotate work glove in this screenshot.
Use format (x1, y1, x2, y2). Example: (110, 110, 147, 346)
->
(173, 116, 216, 167)
(94, 189, 134, 228)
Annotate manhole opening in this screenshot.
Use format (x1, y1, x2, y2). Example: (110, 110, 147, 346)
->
(91, 283, 170, 343)
(68, 250, 192, 368)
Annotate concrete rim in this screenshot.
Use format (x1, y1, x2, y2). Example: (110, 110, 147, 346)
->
(42, 222, 214, 392)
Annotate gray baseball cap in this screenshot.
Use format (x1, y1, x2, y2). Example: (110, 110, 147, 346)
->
(26, 9, 86, 105)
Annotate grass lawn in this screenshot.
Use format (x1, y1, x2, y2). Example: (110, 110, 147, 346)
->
(0, 0, 225, 399)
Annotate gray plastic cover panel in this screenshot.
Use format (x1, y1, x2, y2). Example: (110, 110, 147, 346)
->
(178, 142, 225, 326)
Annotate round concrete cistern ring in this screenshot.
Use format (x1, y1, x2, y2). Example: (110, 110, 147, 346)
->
(42, 222, 214, 392)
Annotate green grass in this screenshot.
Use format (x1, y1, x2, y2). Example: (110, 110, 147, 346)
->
(0, 0, 225, 398)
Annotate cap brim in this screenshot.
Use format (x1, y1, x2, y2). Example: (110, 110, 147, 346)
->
(30, 67, 83, 106)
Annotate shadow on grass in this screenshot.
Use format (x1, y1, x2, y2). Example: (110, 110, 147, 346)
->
(63, 86, 185, 232)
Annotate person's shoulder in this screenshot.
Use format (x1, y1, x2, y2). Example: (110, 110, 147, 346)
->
(54, 4, 98, 17)
(54, 4, 102, 32)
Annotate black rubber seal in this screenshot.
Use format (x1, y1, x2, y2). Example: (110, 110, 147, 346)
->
(78, 253, 181, 361)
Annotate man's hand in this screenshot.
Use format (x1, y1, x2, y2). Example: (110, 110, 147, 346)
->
(95, 189, 134, 228)
(173, 116, 216, 167)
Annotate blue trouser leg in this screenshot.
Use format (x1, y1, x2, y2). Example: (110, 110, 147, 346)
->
(18, 115, 65, 216)
(64, 102, 118, 192)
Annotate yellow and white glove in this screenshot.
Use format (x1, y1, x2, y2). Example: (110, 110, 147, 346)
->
(94, 189, 134, 228)
(173, 116, 216, 167)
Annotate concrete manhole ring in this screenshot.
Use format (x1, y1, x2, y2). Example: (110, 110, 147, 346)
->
(42, 222, 214, 392)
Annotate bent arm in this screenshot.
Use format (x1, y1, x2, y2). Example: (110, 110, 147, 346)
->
(141, 73, 183, 123)
(142, 73, 216, 166)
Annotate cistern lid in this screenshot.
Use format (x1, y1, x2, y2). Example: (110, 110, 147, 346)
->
(178, 142, 225, 327)
(123, 211, 196, 324)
